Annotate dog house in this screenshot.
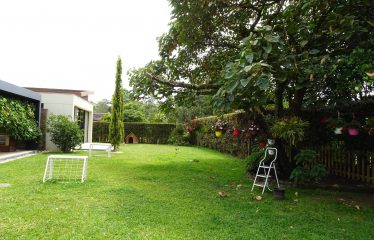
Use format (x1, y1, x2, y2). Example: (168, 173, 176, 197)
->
(125, 132, 139, 144)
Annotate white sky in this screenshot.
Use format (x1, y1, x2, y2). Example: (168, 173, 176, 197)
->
(0, 0, 171, 101)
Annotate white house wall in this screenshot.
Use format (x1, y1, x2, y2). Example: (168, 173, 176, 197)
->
(40, 93, 93, 151)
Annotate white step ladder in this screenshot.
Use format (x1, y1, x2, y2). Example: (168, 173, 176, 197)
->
(251, 147, 280, 194)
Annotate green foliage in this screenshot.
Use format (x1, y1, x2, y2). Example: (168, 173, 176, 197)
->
(109, 57, 125, 150)
(271, 117, 309, 146)
(0, 97, 40, 141)
(93, 121, 176, 144)
(245, 147, 264, 175)
(167, 124, 190, 146)
(130, 0, 373, 117)
(290, 150, 327, 184)
(47, 115, 83, 152)
(124, 101, 145, 122)
(93, 99, 111, 113)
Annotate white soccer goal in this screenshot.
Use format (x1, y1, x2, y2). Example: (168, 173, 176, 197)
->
(88, 143, 113, 157)
(43, 155, 88, 183)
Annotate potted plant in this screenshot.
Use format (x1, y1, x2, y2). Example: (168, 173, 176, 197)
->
(232, 128, 240, 136)
(213, 120, 228, 137)
(270, 117, 309, 146)
(345, 120, 361, 136)
(247, 121, 259, 136)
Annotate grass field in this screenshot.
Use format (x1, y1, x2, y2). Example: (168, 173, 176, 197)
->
(0, 144, 373, 239)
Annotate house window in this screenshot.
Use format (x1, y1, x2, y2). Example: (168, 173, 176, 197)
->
(0, 135, 7, 145)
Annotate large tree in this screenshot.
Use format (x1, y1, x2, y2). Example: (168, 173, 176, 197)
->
(129, 0, 373, 174)
(109, 57, 125, 150)
(129, 0, 373, 115)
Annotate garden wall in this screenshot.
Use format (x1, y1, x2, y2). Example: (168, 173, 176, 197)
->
(191, 112, 258, 158)
(93, 121, 176, 144)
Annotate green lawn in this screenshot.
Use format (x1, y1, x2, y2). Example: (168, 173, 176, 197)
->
(0, 144, 373, 239)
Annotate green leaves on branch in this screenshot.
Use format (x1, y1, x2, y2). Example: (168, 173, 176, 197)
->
(270, 117, 309, 146)
(0, 97, 40, 141)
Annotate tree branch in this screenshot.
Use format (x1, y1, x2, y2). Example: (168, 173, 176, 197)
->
(147, 73, 220, 91)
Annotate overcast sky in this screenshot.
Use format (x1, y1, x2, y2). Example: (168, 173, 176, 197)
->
(0, 0, 171, 101)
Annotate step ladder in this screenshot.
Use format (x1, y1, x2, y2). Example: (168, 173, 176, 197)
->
(251, 147, 280, 194)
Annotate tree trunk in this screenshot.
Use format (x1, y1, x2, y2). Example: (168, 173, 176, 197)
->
(290, 88, 306, 117)
(275, 82, 285, 117)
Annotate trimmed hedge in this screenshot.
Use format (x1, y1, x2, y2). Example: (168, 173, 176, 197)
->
(93, 121, 176, 144)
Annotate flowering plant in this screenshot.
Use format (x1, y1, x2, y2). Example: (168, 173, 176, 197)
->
(212, 120, 228, 131)
(248, 122, 260, 132)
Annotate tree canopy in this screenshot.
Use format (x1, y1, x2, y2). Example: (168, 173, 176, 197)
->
(129, 0, 373, 116)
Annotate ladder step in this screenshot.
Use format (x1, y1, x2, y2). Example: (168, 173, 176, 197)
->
(254, 183, 265, 187)
(259, 166, 272, 169)
(256, 174, 268, 178)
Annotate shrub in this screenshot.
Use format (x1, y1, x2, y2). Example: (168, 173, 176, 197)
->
(290, 150, 327, 184)
(271, 117, 309, 146)
(168, 124, 190, 146)
(47, 115, 83, 152)
(245, 146, 265, 175)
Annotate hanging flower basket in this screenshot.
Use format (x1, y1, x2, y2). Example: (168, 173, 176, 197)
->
(267, 138, 275, 145)
(348, 128, 359, 136)
(334, 127, 343, 135)
(259, 141, 266, 148)
(233, 129, 240, 136)
(215, 131, 223, 137)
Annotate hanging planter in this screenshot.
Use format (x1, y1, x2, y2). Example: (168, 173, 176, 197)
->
(233, 129, 240, 136)
(334, 127, 343, 135)
(267, 138, 275, 145)
(348, 128, 359, 136)
(345, 116, 360, 137)
(259, 141, 266, 148)
(215, 131, 223, 137)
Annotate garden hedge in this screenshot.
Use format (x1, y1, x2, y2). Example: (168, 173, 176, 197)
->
(93, 121, 176, 144)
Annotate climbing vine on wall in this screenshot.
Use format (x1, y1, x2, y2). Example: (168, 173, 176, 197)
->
(0, 97, 40, 141)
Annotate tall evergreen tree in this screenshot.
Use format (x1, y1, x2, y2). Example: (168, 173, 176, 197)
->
(109, 56, 124, 150)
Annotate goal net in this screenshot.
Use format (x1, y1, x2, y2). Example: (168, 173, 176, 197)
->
(43, 155, 88, 183)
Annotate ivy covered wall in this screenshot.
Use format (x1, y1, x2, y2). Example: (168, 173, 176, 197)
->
(0, 96, 40, 142)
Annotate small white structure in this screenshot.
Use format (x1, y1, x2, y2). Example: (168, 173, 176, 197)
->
(27, 88, 94, 151)
(88, 143, 112, 157)
(43, 155, 88, 183)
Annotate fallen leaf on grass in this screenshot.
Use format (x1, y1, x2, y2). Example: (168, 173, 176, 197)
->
(255, 195, 262, 201)
(208, 176, 216, 180)
(295, 192, 298, 197)
(218, 191, 230, 198)
(355, 205, 360, 210)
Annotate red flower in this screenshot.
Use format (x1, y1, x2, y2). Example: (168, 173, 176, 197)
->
(320, 118, 328, 123)
(233, 129, 240, 136)
(259, 141, 266, 148)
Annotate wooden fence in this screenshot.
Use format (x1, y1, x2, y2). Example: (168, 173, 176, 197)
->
(313, 146, 374, 184)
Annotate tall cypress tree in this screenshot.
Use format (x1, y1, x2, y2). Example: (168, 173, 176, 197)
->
(109, 56, 124, 150)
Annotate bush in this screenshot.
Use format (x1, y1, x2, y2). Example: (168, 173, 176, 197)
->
(290, 150, 327, 184)
(245, 146, 265, 175)
(47, 115, 83, 152)
(271, 117, 309, 146)
(168, 124, 190, 146)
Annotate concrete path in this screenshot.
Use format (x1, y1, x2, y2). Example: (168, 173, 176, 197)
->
(0, 151, 38, 164)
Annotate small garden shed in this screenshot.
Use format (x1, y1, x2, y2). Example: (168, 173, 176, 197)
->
(125, 132, 139, 144)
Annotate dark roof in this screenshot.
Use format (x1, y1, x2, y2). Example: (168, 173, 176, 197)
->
(0, 79, 41, 102)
